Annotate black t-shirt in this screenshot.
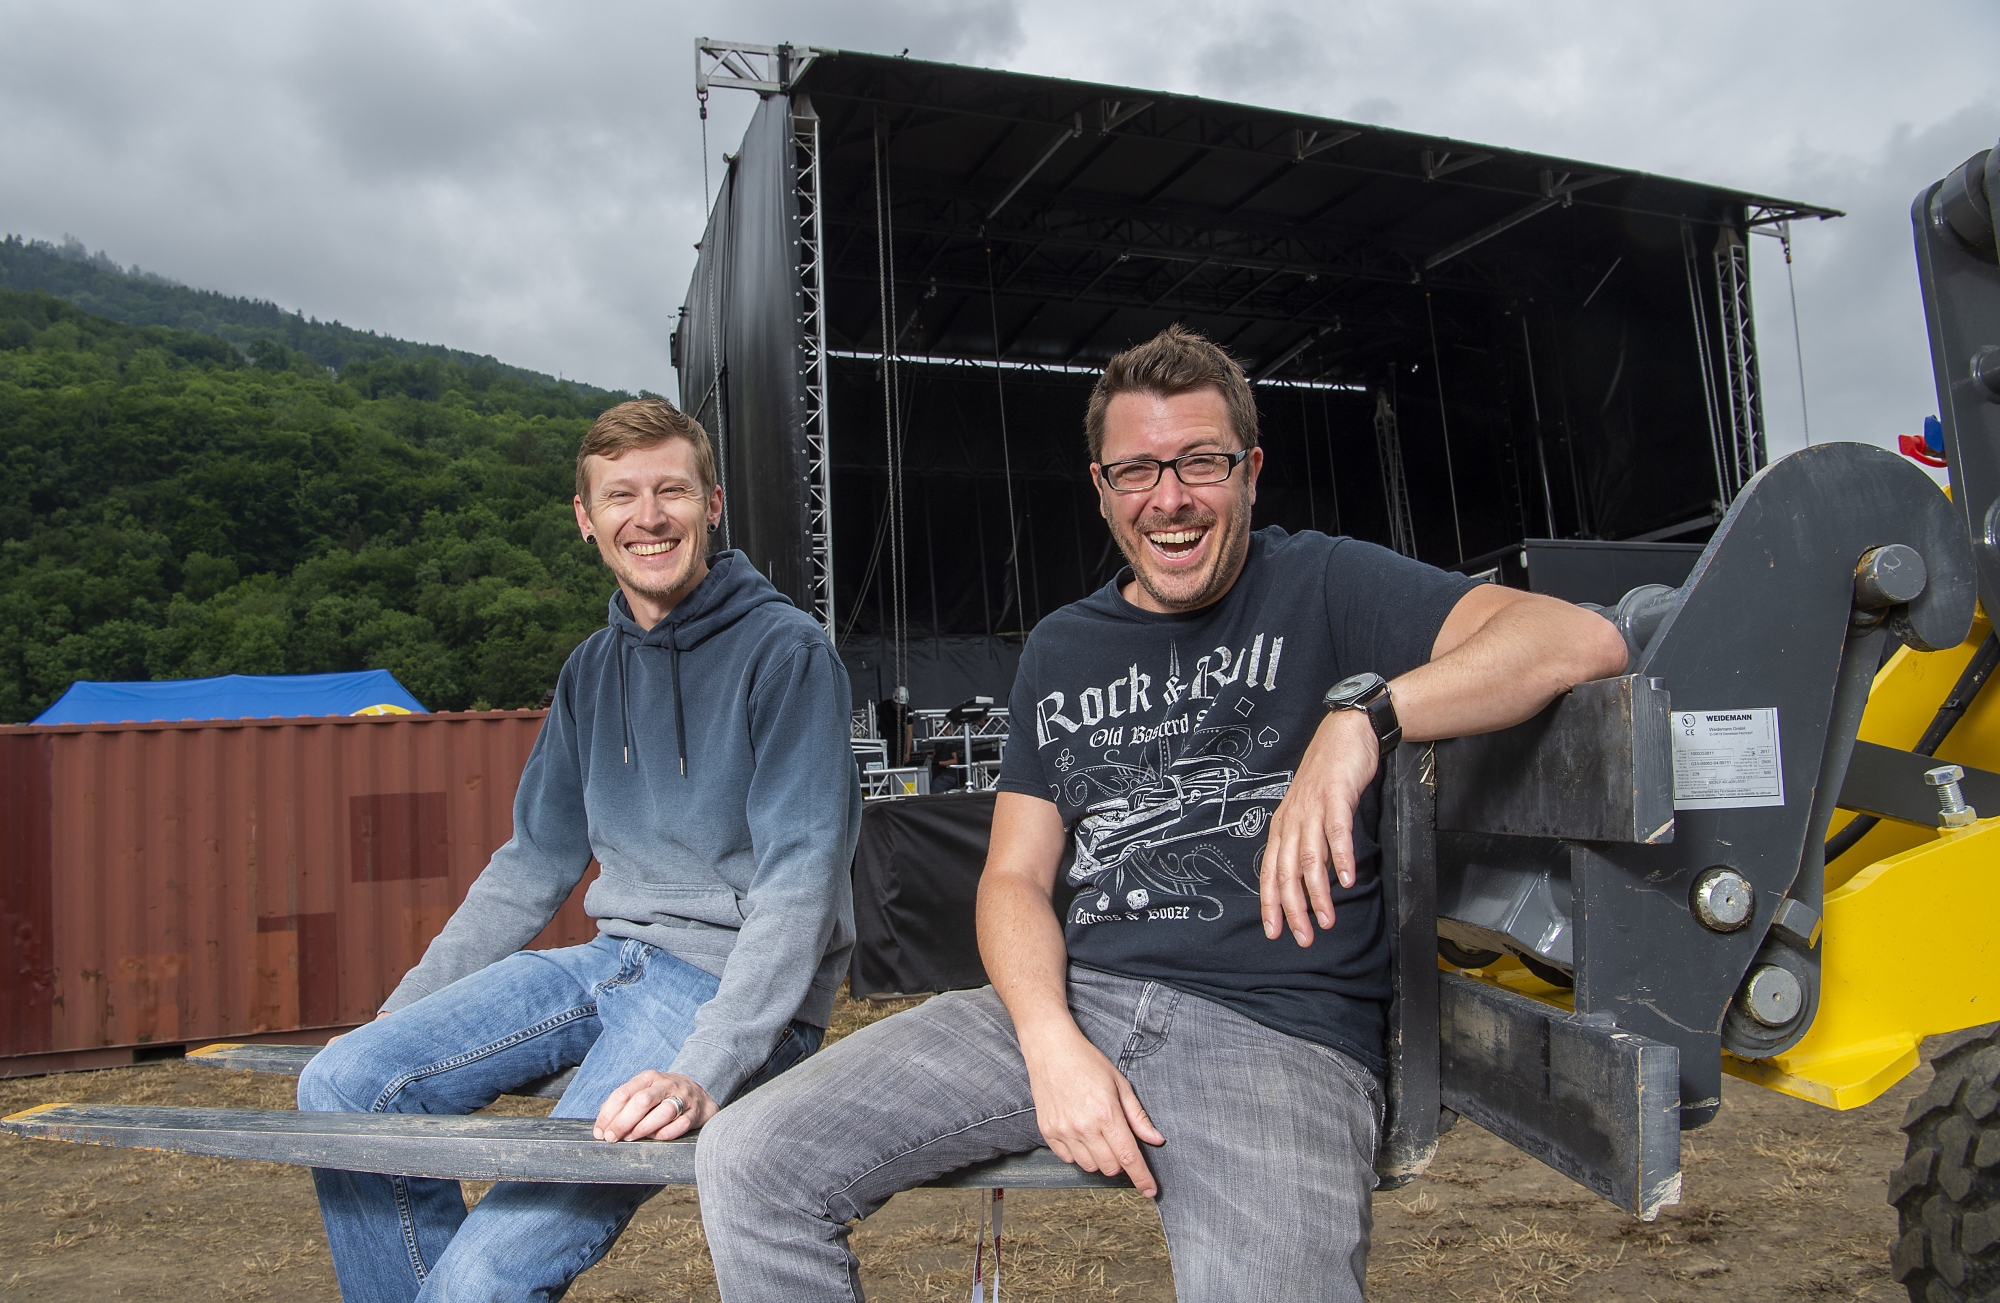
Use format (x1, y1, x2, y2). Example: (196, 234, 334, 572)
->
(997, 527, 1476, 1075)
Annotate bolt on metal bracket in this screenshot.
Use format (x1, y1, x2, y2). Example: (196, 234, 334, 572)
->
(1770, 897, 1823, 950)
(1690, 867, 1754, 932)
(1741, 965, 1804, 1027)
(1925, 764, 1979, 828)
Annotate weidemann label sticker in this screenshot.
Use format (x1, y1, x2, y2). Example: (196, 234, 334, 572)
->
(1672, 708, 1784, 810)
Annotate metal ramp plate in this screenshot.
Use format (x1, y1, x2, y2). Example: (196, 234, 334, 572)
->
(1440, 972, 1682, 1220)
(0, 1103, 1127, 1190)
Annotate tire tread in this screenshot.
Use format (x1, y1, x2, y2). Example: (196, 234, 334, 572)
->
(1897, 1029, 2000, 1302)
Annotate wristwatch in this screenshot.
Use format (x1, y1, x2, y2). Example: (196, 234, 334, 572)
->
(1323, 672, 1402, 755)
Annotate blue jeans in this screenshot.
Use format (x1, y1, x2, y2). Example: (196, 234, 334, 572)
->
(697, 965, 1383, 1303)
(299, 935, 821, 1303)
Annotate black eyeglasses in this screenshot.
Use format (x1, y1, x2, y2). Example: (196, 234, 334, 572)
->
(1095, 449, 1250, 493)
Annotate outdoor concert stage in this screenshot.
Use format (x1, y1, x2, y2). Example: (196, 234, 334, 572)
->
(675, 43, 1836, 709)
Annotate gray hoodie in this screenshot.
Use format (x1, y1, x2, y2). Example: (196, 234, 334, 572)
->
(382, 551, 862, 1103)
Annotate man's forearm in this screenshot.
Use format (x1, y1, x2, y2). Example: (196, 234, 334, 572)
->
(975, 792, 1080, 1052)
(1393, 593, 1627, 741)
(976, 871, 1076, 1048)
(1258, 588, 1625, 946)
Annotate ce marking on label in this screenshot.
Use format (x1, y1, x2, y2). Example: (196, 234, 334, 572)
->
(1681, 712, 1697, 735)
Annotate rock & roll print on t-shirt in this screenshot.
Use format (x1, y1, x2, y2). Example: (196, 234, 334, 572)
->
(997, 527, 1475, 1074)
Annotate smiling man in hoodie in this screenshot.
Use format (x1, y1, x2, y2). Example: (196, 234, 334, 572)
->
(298, 398, 862, 1302)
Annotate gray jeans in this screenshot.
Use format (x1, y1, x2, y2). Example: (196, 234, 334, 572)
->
(696, 965, 1383, 1302)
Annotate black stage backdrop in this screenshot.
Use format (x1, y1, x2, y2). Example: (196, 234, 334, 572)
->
(678, 93, 812, 599)
(849, 792, 995, 998)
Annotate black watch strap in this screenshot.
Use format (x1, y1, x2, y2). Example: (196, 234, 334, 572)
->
(1323, 672, 1402, 755)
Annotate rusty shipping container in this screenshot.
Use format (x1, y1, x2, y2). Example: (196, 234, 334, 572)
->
(0, 710, 597, 1076)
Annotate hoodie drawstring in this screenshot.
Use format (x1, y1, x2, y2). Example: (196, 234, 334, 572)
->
(668, 624, 689, 777)
(618, 635, 633, 764)
(616, 621, 688, 776)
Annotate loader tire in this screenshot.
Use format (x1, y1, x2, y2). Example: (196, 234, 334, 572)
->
(1891, 1023, 2000, 1302)
(1518, 953, 1574, 990)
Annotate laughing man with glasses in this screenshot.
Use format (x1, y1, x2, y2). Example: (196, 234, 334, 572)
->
(696, 325, 1628, 1303)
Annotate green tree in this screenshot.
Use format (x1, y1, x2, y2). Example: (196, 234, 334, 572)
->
(0, 289, 643, 721)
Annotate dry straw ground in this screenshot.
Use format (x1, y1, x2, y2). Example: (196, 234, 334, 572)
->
(2, 993, 1924, 1301)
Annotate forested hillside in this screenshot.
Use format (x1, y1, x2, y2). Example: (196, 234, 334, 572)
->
(0, 234, 610, 392)
(0, 289, 638, 722)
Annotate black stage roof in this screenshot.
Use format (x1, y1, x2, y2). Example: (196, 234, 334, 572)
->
(681, 45, 1839, 701)
(788, 48, 1837, 381)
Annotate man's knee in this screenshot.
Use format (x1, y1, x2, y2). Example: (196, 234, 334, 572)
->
(694, 1093, 793, 1214)
(298, 1030, 396, 1113)
(423, 1249, 527, 1303)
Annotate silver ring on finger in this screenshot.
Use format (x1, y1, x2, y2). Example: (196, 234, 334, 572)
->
(663, 1095, 686, 1120)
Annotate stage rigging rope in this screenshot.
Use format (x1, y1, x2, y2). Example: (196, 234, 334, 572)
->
(706, 196, 728, 549)
(1320, 388, 1342, 537)
(873, 122, 910, 691)
(1680, 219, 1731, 503)
(1299, 389, 1317, 532)
(696, 82, 728, 543)
(1780, 222, 1814, 446)
(698, 87, 711, 215)
(840, 497, 897, 647)
(886, 156, 910, 688)
(1425, 291, 1466, 563)
(985, 245, 1026, 636)
(1520, 315, 1557, 537)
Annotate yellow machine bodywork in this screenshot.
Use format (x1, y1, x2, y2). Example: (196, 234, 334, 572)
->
(1723, 615, 2000, 1109)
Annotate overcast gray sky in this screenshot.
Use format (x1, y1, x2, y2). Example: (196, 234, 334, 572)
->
(2, 1, 1994, 466)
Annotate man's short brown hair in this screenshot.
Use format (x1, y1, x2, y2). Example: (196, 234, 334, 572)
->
(574, 398, 718, 501)
(1084, 324, 1260, 462)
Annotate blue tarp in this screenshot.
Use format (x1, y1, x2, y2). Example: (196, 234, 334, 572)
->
(32, 671, 428, 726)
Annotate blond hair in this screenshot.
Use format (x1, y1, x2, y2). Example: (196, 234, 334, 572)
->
(575, 398, 717, 500)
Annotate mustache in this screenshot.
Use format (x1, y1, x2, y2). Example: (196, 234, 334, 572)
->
(1133, 508, 1216, 532)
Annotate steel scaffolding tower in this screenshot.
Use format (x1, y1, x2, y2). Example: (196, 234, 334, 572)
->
(794, 93, 836, 640)
(1373, 389, 1418, 558)
(1713, 226, 1766, 496)
(694, 40, 836, 639)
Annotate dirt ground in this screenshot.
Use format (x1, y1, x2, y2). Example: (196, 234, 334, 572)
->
(1, 994, 1926, 1302)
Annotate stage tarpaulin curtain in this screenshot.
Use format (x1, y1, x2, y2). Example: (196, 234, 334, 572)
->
(679, 93, 812, 604)
(679, 133, 730, 516)
(849, 793, 994, 998)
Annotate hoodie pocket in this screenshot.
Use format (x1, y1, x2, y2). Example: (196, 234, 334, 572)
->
(584, 873, 747, 930)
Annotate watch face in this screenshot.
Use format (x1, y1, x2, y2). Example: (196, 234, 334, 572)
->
(1329, 673, 1378, 705)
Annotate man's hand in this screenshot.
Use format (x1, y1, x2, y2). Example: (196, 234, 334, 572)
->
(1261, 708, 1380, 947)
(1022, 1027, 1165, 1198)
(594, 1071, 716, 1142)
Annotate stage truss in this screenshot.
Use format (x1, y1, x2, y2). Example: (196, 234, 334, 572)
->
(795, 95, 836, 640)
(1714, 227, 1765, 497)
(695, 40, 837, 639)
